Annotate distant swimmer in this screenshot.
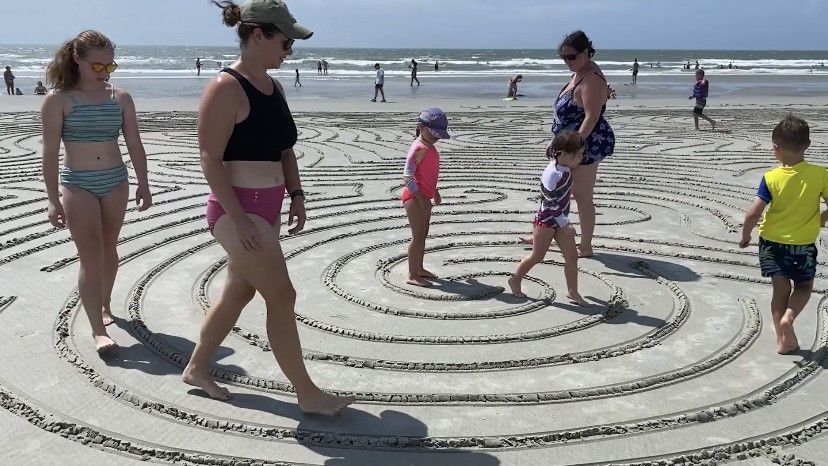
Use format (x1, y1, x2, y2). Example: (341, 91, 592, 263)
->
(434, 60, 439, 71)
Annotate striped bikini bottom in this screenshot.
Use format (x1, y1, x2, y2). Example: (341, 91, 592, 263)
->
(60, 163, 128, 198)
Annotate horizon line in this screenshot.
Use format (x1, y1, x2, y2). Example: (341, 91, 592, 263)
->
(2, 42, 828, 52)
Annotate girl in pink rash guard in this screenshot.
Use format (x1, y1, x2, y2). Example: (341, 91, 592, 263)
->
(401, 107, 450, 287)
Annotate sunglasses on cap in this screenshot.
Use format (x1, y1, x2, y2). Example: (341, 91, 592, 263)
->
(90, 62, 118, 73)
(559, 52, 580, 62)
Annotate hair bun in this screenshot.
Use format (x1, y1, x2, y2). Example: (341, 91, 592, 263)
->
(223, 4, 241, 27)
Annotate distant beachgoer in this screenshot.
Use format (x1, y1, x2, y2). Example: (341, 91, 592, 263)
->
(695, 60, 700, 70)
(739, 115, 822, 354)
(41, 30, 152, 355)
(410, 59, 420, 86)
(507, 74, 522, 98)
(34, 81, 48, 95)
(606, 83, 617, 99)
(402, 107, 449, 287)
(509, 130, 586, 305)
(549, 30, 614, 258)
(371, 63, 386, 102)
(217, 61, 223, 68)
(656, 61, 660, 67)
(185, 0, 354, 415)
(685, 61, 690, 70)
(689, 69, 715, 131)
(15, 87, 22, 95)
(322, 59, 328, 75)
(4, 66, 14, 95)
(294, 68, 301, 87)
(728, 61, 733, 69)
(317, 60, 322, 75)
(632, 58, 639, 84)
(196, 57, 203, 76)
(434, 60, 439, 71)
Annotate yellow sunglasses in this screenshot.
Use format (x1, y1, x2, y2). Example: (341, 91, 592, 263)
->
(90, 62, 118, 73)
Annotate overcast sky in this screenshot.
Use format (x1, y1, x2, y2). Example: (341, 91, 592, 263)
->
(2, 0, 826, 49)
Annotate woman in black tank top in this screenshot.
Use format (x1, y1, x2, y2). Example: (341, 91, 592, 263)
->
(183, 0, 354, 416)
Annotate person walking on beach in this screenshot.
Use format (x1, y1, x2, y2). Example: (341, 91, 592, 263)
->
(196, 57, 203, 76)
(689, 69, 715, 131)
(322, 59, 328, 75)
(507, 74, 522, 99)
(739, 115, 825, 354)
(183, 0, 354, 415)
(40, 30, 153, 355)
(402, 108, 449, 287)
(410, 59, 420, 86)
(4, 66, 14, 95)
(509, 130, 586, 305)
(294, 68, 301, 87)
(317, 60, 322, 75)
(631, 58, 639, 84)
(371, 63, 386, 102)
(434, 60, 439, 71)
(549, 30, 614, 258)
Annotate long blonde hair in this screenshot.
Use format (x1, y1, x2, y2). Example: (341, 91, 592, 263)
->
(46, 30, 115, 90)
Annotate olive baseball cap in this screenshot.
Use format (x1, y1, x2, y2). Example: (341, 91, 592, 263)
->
(241, 0, 313, 40)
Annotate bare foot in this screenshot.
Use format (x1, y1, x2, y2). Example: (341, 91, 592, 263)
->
(299, 390, 355, 416)
(778, 318, 799, 355)
(508, 276, 527, 298)
(182, 367, 231, 401)
(518, 236, 533, 245)
(102, 308, 115, 327)
(94, 335, 118, 355)
(578, 247, 594, 258)
(567, 292, 587, 306)
(406, 277, 432, 287)
(419, 269, 438, 279)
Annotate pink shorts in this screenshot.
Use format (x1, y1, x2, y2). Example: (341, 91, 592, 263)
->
(206, 185, 285, 233)
(401, 187, 434, 205)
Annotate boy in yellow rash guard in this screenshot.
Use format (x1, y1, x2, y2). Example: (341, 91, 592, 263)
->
(739, 115, 828, 354)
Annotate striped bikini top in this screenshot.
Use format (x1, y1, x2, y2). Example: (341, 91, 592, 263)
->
(62, 88, 123, 143)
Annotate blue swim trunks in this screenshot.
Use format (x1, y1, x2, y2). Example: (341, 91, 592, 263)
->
(758, 237, 817, 283)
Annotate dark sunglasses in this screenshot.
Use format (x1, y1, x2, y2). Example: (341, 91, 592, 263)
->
(559, 52, 579, 62)
(90, 62, 118, 73)
(250, 24, 294, 51)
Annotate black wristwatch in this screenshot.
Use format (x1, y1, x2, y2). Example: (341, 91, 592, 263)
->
(289, 189, 305, 199)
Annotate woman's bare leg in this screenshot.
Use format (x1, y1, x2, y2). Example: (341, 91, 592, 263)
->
(571, 162, 599, 257)
(183, 254, 256, 400)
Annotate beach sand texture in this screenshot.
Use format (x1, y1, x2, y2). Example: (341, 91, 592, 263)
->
(1, 102, 827, 465)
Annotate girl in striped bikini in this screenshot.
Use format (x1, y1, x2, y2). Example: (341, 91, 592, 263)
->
(41, 30, 153, 355)
(509, 131, 587, 306)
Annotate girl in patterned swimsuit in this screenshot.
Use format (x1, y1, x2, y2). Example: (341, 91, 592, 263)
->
(509, 131, 587, 305)
(41, 30, 153, 355)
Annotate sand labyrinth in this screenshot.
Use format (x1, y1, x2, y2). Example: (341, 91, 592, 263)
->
(0, 108, 827, 465)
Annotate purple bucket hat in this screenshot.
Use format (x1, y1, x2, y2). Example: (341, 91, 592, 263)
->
(418, 107, 450, 139)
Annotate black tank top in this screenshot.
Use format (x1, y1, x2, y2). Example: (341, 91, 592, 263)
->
(221, 68, 297, 162)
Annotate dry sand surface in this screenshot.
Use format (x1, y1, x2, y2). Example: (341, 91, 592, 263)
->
(0, 98, 827, 465)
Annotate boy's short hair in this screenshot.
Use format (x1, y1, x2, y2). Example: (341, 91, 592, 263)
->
(772, 115, 811, 152)
(695, 69, 705, 77)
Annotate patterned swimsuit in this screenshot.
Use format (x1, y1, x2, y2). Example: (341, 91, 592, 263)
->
(552, 72, 615, 165)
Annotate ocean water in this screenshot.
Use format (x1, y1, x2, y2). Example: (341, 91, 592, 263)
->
(2, 45, 828, 99)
